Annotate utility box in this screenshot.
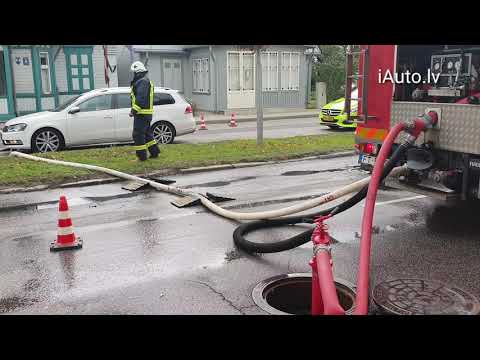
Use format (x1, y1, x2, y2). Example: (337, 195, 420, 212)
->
(316, 82, 327, 109)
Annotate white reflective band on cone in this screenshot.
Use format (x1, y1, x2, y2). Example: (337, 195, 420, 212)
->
(58, 211, 71, 220)
(57, 226, 74, 236)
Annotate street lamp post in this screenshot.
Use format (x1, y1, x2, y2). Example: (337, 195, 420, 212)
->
(255, 46, 263, 145)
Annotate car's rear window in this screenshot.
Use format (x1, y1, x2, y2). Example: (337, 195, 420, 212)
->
(153, 93, 175, 106)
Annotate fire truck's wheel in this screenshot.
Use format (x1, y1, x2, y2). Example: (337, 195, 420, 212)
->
(31, 128, 65, 153)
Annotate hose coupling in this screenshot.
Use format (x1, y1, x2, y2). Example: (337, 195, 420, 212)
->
(313, 243, 332, 256)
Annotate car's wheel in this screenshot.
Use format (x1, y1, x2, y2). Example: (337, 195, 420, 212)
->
(152, 122, 175, 144)
(31, 128, 65, 153)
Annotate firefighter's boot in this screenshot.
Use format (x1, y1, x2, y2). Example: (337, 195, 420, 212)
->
(148, 142, 160, 159)
(136, 149, 148, 161)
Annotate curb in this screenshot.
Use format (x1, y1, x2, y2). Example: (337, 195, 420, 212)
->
(0, 151, 356, 195)
(195, 112, 319, 125)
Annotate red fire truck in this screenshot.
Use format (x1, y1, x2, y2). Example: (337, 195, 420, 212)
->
(346, 45, 480, 200)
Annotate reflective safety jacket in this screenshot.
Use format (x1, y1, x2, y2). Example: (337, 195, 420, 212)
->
(131, 74, 154, 115)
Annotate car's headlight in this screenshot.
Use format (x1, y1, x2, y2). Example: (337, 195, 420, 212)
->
(3, 123, 27, 132)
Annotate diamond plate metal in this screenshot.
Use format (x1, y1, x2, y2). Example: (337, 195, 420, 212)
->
(391, 101, 480, 155)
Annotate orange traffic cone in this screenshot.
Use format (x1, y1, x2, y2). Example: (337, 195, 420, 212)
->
(229, 112, 237, 127)
(199, 114, 207, 130)
(50, 196, 83, 252)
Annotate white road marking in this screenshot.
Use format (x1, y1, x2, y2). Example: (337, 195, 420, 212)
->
(372, 195, 427, 207)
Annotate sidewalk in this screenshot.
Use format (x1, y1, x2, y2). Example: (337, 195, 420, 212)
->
(194, 108, 320, 125)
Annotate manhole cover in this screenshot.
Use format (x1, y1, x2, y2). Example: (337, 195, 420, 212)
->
(373, 279, 480, 315)
(281, 171, 320, 176)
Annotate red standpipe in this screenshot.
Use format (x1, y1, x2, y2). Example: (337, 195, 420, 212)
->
(310, 216, 345, 315)
(354, 112, 437, 315)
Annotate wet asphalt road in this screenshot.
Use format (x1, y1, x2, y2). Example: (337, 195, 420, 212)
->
(1, 155, 480, 315)
(177, 117, 336, 144)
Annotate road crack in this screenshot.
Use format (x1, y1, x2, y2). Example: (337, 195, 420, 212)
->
(188, 280, 246, 315)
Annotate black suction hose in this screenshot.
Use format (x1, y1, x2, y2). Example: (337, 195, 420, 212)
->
(233, 143, 409, 253)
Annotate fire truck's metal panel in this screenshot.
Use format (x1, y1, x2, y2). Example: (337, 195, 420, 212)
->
(391, 101, 480, 155)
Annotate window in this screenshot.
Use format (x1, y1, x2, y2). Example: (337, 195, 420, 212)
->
(228, 53, 240, 91)
(65, 47, 94, 93)
(153, 93, 175, 106)
(0, 51, 6, 97)
(192, 58, 210, 93)
(52, 94, 82, 112)
(116, 93, 131, 109)
(78, 95, 113, 112)
(281, 52, 300, 91)
(39, 52, 51, 95)
(243, 53, 254, 91)
(261, 52, 278, 91)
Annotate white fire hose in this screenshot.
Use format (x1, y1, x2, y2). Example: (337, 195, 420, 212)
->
(10, 151, 406, 221)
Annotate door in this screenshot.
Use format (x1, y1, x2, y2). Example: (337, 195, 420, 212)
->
(67, 94, 116, 145)
(114, 92, 134, 141)
(163, 59, 183, 91)
(227, 51, 255, 109)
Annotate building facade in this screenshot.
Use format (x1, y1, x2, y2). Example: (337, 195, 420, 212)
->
(0, 45, 118, 122)
(117, 45, 315, 113)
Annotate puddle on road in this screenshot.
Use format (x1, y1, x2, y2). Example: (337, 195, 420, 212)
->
(281, 168, 346, 176)
(183, 176, 258, 189)
(36, 197, 94, 210)
(0, 296, 39, 313)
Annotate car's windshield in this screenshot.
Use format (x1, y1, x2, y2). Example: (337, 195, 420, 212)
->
(51, 95, 82, 112)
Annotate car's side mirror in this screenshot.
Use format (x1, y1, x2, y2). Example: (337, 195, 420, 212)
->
(68, 106, 80, 114)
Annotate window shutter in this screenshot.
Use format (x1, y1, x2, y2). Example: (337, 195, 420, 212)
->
(281, 52, 289, 90)
(291, 53, 300, 90)
(261, 52, 268, 91)
(270, 52, 278, 91)
(203, 59, 209, 93)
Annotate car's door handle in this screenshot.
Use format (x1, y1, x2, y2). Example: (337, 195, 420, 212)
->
(104, 115, 113, 119)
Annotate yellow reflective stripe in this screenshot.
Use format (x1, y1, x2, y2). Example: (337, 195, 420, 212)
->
(133, 144, 147, 151)
(130, 82, 154, 114)
(145, 140, 157, 148)
(136, 109, 154, 115)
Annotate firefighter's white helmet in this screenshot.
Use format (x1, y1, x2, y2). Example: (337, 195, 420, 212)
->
(130, 61, 147, 73)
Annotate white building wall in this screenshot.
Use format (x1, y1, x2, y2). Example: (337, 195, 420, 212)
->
(54, 48, 68, 93)
(11, 48, 35, 93)
(41, 97, 55, 110)
(92, 45, 118, 88)
(17, 98, 36, 112)
(0, 99, 8, 114)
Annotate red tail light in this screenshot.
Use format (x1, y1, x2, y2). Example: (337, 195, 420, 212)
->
(364, 143, 376, 155)
(185, 106, 193, 114)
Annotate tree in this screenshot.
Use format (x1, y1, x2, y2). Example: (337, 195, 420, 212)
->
(312, 45, 357, 103)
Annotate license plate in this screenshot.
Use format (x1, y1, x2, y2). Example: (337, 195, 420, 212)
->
(360, 154, 376, 166)
(323, 115, 334, 122)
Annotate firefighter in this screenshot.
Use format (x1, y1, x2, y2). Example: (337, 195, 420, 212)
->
(129, 61, 160, 161)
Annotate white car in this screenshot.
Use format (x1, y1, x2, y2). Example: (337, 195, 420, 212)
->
(0, 87, 196, 153)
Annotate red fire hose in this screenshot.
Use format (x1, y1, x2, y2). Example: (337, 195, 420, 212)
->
(353, 113, 437, 315)
(310, 112, 438, 316)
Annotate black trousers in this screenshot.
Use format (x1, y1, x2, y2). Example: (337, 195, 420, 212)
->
(132, 114, 160, 160)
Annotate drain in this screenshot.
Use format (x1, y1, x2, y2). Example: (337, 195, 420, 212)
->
(281, 170, 320, 176)
(252, 273, 356, 315)
(373, 278, 480, 315)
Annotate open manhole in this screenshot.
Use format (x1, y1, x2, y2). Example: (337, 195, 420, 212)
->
(252, 273, 356, 315)
(373, 278, 480, 315)
(281, 170, 320, 176)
